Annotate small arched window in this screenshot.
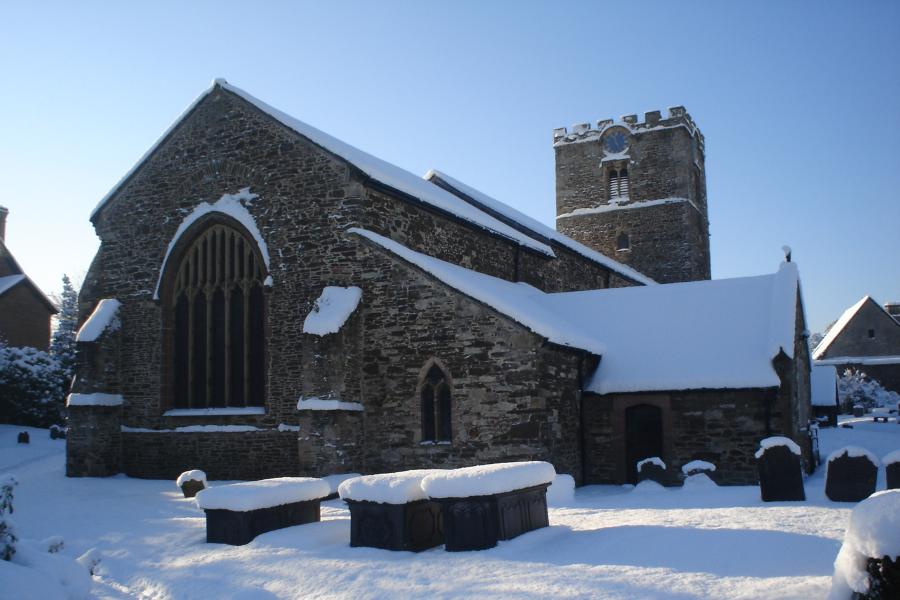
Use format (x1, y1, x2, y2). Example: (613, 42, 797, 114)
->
(420, 363, 452, 443)
(168, 222, 266, 409)
(616, 232, 630, 251)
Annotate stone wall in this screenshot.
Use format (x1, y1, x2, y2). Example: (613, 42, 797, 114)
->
(121, 430, 299, 480)
(557, 200, 709, 284)
(582, 389, 773, 486)
(352, 237, 589, 481)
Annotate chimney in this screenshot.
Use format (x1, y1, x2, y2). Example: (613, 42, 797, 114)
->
(0, 206, 7, 242)
(885, 302, 900, 324)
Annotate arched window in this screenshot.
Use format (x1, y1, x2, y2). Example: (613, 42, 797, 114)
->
(420, 363, 452, 443)
(168, 222, 266, 409)
(616, 232, 630, 251)
(607, 167, 629, 200)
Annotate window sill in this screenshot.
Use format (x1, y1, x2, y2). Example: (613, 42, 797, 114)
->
(419, 440, 452, 446)
(163, 407, 266, 417)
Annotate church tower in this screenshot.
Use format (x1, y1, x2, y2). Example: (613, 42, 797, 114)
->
(553, 107, 710, 284)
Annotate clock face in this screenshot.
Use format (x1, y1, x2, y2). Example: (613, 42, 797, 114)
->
(604, 131, 627, 154)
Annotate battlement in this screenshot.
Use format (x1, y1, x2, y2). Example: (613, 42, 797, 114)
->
(553, 106, 704, 152)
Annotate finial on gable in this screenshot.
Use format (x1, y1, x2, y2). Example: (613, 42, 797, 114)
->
(782, 245, 792, 262)
(213, 77, 229, 86)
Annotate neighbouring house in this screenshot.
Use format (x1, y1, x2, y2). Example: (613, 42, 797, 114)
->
(811, 364, 839, 427)
(66, 79, 812, 485)
(0, 206, 57, 350)
(814, 296, 900, 394)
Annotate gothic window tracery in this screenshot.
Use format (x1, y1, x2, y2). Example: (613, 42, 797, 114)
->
(168, 222, 266, 409)
(420, 363, 452, 443)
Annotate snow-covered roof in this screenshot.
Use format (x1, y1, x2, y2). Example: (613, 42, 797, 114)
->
(350, 227, 802, 393)
(423, 170, 654, 286)
(348, 228, 606, 355)
(811, 364, 838, 407)
(815, 355, 900, 366)
(566, 262, 801, 394)
(812, 296, 897, 359)
(0, 274, 25, 297)
(92, 80, 554, 259)
(0, 273, 57, 313)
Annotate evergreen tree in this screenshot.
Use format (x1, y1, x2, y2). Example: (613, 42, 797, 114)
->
(49, 275, 78, 384)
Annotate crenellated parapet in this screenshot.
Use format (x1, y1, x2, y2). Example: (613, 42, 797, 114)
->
(553, 106, 704, 154)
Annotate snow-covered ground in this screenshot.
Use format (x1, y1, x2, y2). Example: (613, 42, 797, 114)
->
(1, 418, 898, 599)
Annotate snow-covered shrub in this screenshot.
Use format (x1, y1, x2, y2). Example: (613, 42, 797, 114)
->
(839, 369, 900, 414)
(1, 474, 18, 560)
(0, 343, 66, 427)
(828, 489, 900, 599)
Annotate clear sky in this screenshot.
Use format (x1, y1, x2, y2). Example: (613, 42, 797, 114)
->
(1, 1, 898, 333)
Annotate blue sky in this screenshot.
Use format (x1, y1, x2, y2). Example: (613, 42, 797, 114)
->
(1, 1, 898, 333)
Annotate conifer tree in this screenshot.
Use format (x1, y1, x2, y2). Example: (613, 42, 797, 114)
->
(50, 275, 78, 384)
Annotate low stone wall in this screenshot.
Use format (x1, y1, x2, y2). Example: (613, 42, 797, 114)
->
(121, 430, 299, 480)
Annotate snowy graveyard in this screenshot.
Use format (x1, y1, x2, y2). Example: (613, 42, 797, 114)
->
(1, 418, 898, 599)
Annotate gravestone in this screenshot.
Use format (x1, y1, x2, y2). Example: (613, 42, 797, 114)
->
(757, 444, 805, 501)
(825, 449, 878, 502)
(16, 431, 29, 444)
(637, 457, 667, 485)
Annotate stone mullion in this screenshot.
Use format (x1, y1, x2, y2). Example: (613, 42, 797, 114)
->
(243, 246, 251, 406)
(186, 250, 196, 408)
(204, 231, 214, 408)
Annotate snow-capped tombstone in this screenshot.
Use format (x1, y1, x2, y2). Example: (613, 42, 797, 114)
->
(16, 432, 28, 444)
(421, 461, 556, 552)
(195, 477, 330, 546)
(49, 425, 65, 440)
(853, 405, 865, 418)
(826, 447, 879, 503)
(884, 451, 900, 491)
(828, 489, 900, 600)
(338, 470, 444, 552)
(756, 436, 805, 501)
(637, 457, 667, 485)
(175, 470, 207, 498)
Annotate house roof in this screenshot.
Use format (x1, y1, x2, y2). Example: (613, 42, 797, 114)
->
(423, 169, 655, 286)
(813, 295, 900, 359)
(350, 227, 802, 394)
(90, 80, 554, 258)
(811, 364, 838, 407)
(0, 240, 57, 313)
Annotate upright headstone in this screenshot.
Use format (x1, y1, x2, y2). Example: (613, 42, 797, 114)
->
(16, 431, 29, 444)
(756, 437, 805, 501)
(825, 447, 879, 502)
(637, 457, 667, 485)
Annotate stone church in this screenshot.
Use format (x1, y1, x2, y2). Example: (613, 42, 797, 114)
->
(67, 80, 812, 485)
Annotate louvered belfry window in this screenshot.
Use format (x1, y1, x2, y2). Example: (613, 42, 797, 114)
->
(608, 167, 629, 200)
(170, 223, 266, 408)
(421, 364, 452, 443)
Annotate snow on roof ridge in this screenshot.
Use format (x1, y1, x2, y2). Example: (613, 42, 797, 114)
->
(0, 273, 57, 312)
(76, 298, 121, 342)
(767, 261, 799, 360)
(347, 227, 606, 355)
(423, 169, 655, 286)
(91, 82, 554, 258)
(813, 295, 871, 359)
